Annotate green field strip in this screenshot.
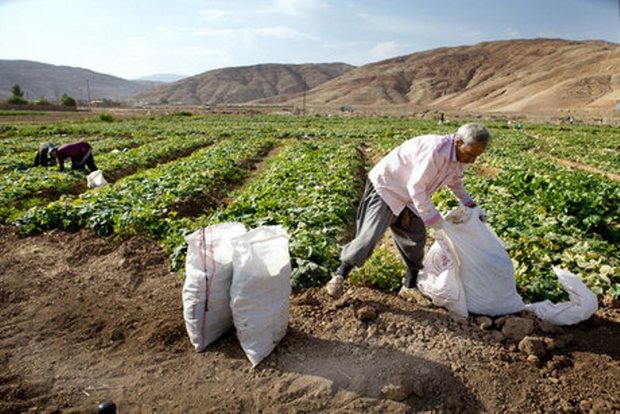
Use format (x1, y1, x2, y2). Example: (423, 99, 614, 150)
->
(16, 136, 277, 240)
(517, 124, 620, 175)
(0, 134, 173, 172)
(0, 133, 221, 221)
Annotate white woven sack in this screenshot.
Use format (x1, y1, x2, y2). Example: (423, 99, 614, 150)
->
(87, 170, 108, 188)
(417, 235, 468, 318)
(525, 267, 598, 325)
(230, 225, 291, 367)
(442, 207, 525, 316)
(183, 223, 247, 352)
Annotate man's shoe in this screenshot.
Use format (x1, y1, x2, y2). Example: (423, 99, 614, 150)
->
(404, 269, 418, 289)
(398, 286, 432, 307)
(325, 275, 345, 298)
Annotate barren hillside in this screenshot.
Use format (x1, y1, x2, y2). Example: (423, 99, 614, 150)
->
(269, 39, 619, 114)
(0, 60, 157, 102)
(133, 63, 355, 105)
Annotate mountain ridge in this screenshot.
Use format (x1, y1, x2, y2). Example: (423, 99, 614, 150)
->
(131, 62, 355, 105)
(262, 38, 619, 114)
(0, 60, 158, 101)
(1, 38, 618, 115)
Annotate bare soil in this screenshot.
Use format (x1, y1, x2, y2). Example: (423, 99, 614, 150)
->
(1, 226, 618, 413)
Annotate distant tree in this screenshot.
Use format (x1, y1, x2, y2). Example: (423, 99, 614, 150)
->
(7, 84, 28, 105)
(11, 84, 24, 98)
(60, 93, 77, 107)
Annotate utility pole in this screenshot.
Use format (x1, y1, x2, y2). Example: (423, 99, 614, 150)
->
(302, 90, 306, 116)
(86, 79, 92, 108)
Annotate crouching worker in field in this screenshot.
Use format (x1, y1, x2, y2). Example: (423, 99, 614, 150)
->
(33, 141, 56, 167)
(325, 123, 490, 300)
(49, 141, 98, 172)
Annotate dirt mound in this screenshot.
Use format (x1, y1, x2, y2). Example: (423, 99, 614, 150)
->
(1, 227, 618, 413)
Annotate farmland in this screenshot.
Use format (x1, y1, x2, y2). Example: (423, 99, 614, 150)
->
(1, 112, 619, 412)
(3, 113, 618, 301)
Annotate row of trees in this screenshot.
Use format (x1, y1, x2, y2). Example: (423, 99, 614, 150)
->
(5, 84, 76, 107)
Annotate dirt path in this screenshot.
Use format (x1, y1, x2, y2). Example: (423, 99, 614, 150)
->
(522, 131, 619, 181)
(1, 227, 618, 413)
(549, 156, 620, 182)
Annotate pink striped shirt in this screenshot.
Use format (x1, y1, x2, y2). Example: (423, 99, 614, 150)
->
(368, 134, 475, 225)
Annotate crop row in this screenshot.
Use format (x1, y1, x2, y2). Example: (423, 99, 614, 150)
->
(521, 124, 619, 175)
(0, 112, 242, 148)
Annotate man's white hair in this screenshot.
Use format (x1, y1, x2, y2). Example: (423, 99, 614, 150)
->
(456, 123, 490, 147)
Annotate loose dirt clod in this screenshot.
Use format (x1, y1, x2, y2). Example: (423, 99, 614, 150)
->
(518, 336, 547, 359)
(356, 305, 378, 322)
(502, 317, 535, 341)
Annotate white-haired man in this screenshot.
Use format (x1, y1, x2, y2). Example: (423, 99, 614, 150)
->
(325, 123, 490, 299)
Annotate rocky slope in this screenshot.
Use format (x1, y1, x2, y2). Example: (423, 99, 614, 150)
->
(268, 39, 619, 114)
(132, 63, 355, 105)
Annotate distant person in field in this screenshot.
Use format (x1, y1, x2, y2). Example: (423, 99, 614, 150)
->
(325, 123, 490, 300)
(49, 141, 98, 172)
(33, 141, 56, 167)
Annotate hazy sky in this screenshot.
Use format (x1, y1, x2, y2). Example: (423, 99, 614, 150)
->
(1, 0, 618, 79)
